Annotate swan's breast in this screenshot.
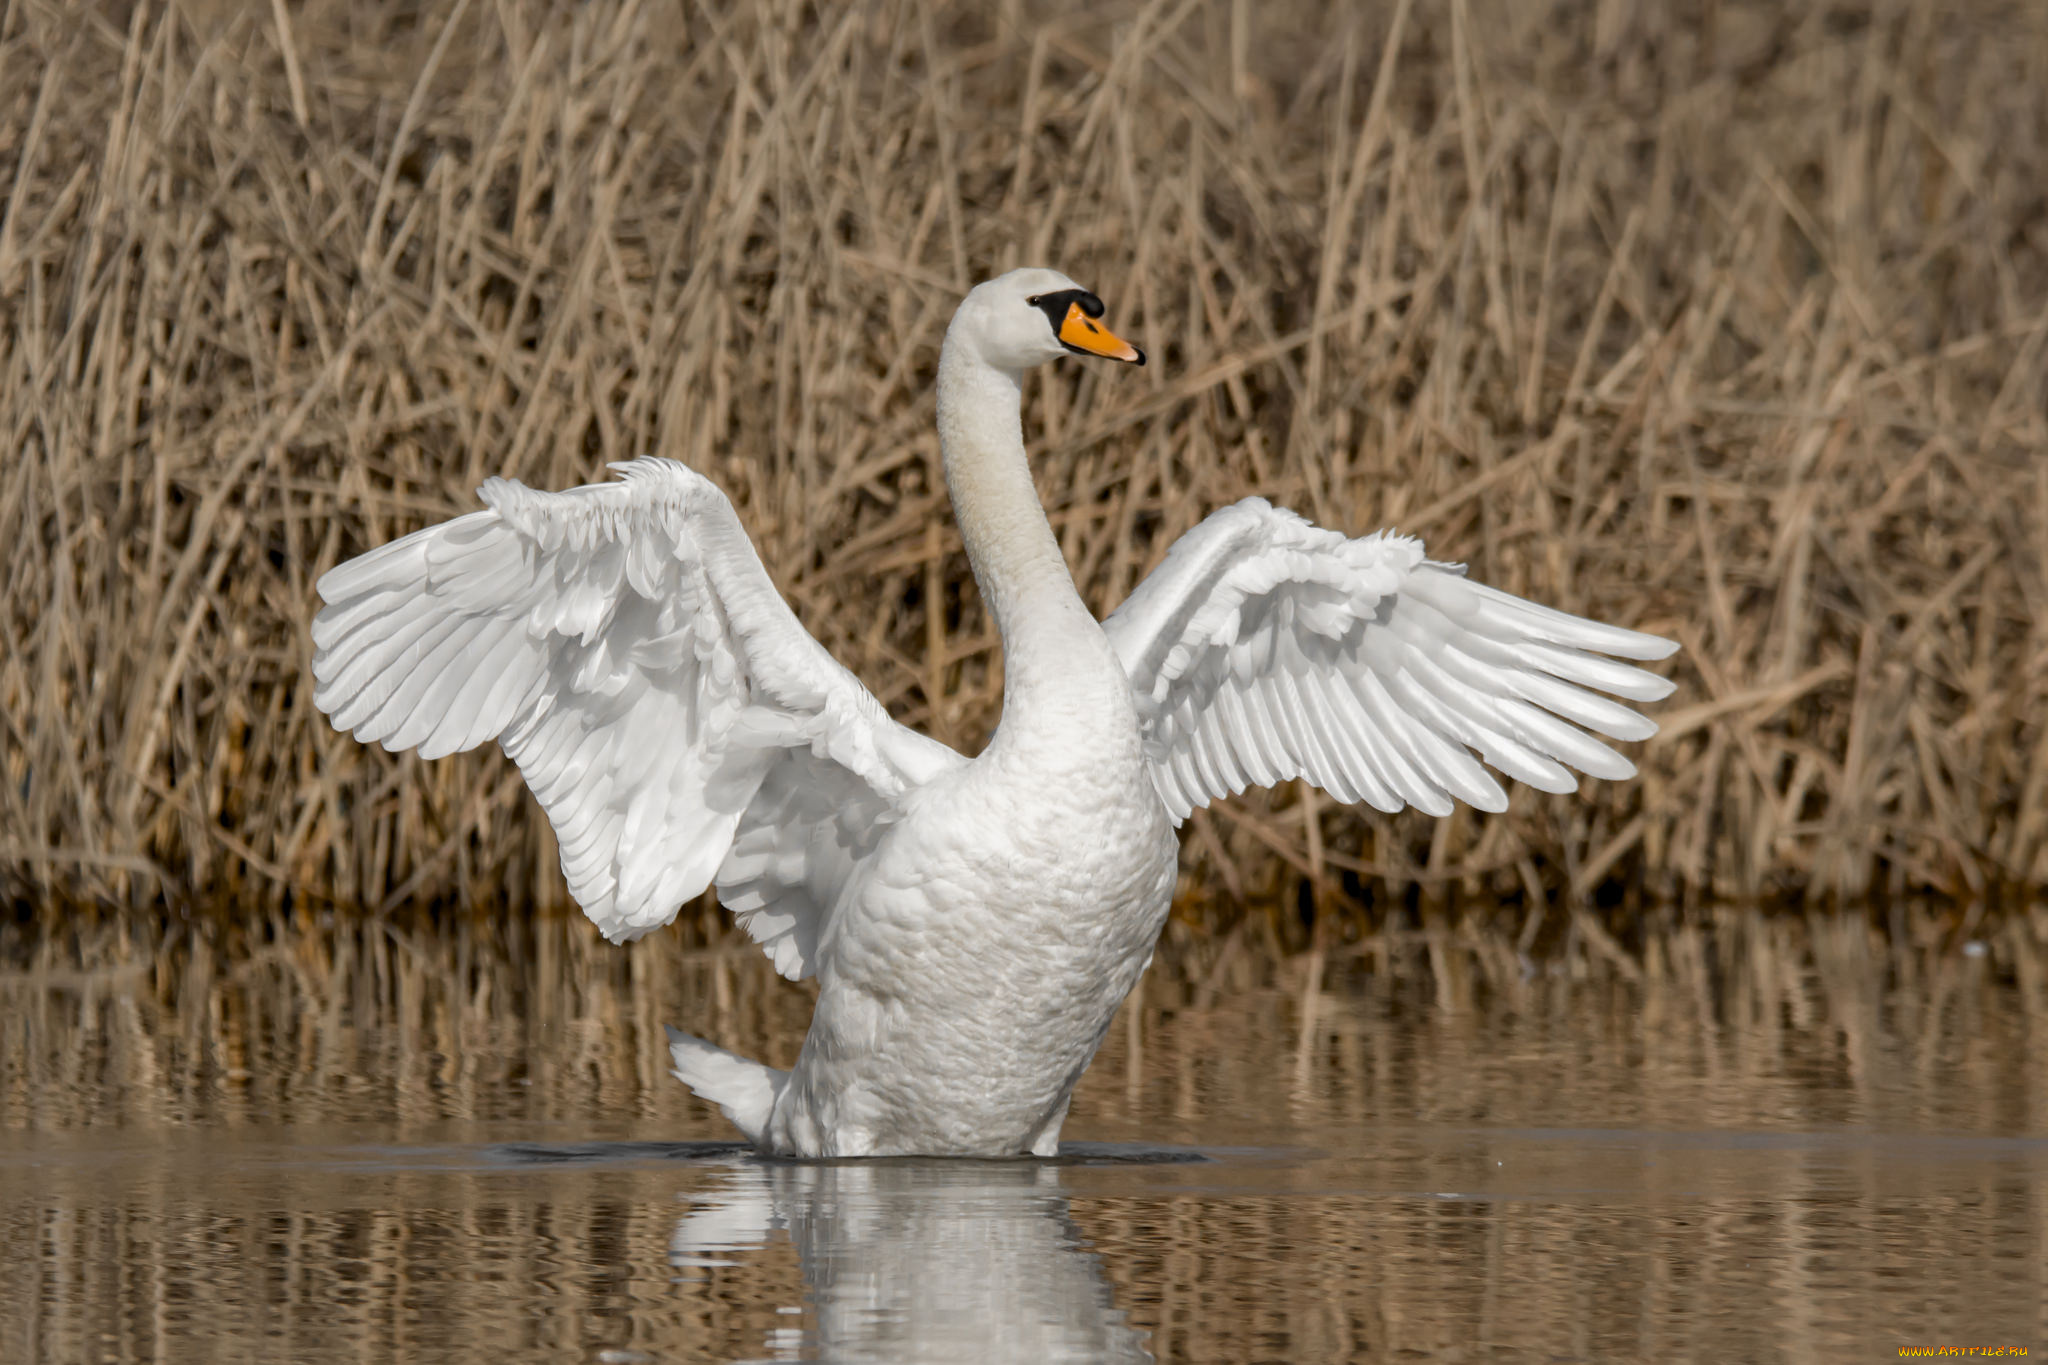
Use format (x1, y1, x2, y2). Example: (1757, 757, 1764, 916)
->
(838, 729, 1175, 1006)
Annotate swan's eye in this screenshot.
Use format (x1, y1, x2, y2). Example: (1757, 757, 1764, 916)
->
(1028, 290, 1077, 335)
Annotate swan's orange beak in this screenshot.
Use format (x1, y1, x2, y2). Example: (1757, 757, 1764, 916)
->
(1058, 302, 1145, 365)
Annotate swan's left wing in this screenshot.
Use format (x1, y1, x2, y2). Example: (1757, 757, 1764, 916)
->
(1102, 498, 1678, 822)
(312, 457, 962, 967)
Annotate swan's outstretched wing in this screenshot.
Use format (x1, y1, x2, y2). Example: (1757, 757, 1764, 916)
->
(1101, 498, 1678, 822)
(311, 457, 961, 962)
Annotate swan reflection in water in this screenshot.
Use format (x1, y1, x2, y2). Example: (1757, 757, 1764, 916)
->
(670, 1154, 1153, 1363)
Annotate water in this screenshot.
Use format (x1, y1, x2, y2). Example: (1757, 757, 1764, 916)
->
(3, 910, 2044, 1362)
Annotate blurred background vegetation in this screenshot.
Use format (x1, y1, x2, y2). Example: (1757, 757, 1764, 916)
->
(4, 0, 2046, 945)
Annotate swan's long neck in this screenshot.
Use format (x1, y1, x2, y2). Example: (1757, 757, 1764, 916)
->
(936, 336, 1118, 737)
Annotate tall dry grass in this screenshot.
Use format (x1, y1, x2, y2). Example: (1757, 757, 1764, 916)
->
(4, 0, 2046, 928)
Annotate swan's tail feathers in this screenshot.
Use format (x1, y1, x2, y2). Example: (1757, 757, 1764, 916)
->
(665, 1027, 787, 1145)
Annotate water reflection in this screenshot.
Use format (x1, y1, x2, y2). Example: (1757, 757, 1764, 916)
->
(2, 907, 2045, 1362)
(670, 1154, 1153, 1363)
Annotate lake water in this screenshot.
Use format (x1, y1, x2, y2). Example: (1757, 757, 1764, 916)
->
(2, 909, 2043, 1362)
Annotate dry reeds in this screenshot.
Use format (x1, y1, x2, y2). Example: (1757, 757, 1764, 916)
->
(4, 0, 2046, 925)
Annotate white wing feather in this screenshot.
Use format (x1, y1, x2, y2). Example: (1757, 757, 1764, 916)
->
(1103, 498, 1678, 822)
(311, 457, 962, 962)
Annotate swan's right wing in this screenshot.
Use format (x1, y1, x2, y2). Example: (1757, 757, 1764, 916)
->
(312, 457, 962, 969)
(1102, 498, 1677, 821)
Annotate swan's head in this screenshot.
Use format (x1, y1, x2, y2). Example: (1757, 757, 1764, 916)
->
(949, 267, 1145, 374)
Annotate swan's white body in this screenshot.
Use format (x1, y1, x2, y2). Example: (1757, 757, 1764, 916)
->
(311, 268, 1678, 1158)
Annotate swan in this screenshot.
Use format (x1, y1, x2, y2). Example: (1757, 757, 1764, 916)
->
(310, 267, 1677, 1158)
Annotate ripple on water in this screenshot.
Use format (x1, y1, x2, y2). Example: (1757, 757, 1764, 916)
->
(4, 913, 2044, 1363)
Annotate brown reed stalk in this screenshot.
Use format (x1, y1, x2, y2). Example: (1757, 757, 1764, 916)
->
(3, 0, 2046, 928)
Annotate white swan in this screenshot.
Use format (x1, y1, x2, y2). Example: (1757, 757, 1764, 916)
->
(310, 267, 1677, 1158)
